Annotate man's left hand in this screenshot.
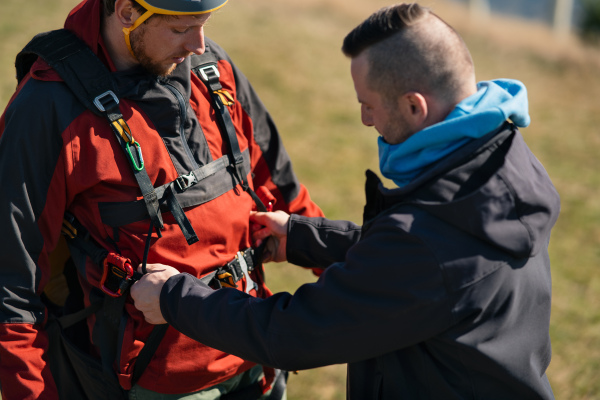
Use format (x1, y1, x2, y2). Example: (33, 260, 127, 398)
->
(131, 263, 180, 325)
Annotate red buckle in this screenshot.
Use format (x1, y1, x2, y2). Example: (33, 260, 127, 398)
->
(255, 186, 276, 212)
(101, 253, 134, 297)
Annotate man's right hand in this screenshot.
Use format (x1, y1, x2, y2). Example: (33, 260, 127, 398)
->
(250, 211, 290, 263)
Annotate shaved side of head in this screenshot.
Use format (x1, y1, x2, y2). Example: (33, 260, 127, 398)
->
(343, 4, 476, 106)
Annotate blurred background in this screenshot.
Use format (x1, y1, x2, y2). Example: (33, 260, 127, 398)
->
(1, 0, 599, 399)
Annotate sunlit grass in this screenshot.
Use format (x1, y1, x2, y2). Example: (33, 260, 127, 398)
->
(1, 0, 599, 399)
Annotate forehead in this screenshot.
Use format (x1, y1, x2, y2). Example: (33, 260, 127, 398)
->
(350, 53, 372, 90)
(152, 13, 211, 26)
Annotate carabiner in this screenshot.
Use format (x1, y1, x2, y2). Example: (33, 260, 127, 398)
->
(126, 140, 145, 172)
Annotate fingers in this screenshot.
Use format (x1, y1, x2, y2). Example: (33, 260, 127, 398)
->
(252, 226, 273, 243)
(131, 264, 177, 325)
(137, 263, 180, 279)
(249, 210, 290, 237)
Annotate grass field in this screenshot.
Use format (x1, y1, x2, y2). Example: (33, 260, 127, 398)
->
(2, 0, 600, 399)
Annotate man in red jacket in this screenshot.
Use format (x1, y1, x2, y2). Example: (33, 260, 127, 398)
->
(0, 0, 322, 399)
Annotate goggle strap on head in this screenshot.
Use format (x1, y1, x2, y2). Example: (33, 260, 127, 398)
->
(123, 10, 154, 59)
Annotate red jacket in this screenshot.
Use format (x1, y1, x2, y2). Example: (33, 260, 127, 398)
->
(0, 0, 322, 398)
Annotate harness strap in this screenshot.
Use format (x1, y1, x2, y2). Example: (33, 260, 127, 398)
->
(98, 151, 251, 228)
(191, 53, 268, 213)
(18, 30, 166, 238)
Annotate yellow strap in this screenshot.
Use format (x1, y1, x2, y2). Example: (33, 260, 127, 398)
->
(61, 219, 77, 239)
(216, 272, 237, 288)
(123, 10, 154, 59)
(112, 118, 135, 144)
(215, 89, 235, 107)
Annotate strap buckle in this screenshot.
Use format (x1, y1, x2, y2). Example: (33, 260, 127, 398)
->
(94, 90, 119, 113)
(237, 251, 257, 294)
(213, 248, 258, 293)
(101, 253, 135, 297)
(176, 172, 197, 192)
(198, 65, 220, 82)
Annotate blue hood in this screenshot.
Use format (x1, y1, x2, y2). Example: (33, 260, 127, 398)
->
(379, 79, 531, 187)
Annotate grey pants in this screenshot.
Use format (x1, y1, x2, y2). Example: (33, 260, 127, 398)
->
(129, 366, 287, 400)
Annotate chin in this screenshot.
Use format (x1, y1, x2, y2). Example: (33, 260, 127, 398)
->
(158, 64, 177, 77)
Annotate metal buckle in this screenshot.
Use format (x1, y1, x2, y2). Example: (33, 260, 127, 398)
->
(176, 172, 197, 192)
(94, 91, 119, 113)
(237, 251, 257, 294)
(198, 65, 220, 82)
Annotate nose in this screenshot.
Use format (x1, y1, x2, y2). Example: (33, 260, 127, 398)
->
(361, 105, 373, 127)
(184, 27, 206, 55)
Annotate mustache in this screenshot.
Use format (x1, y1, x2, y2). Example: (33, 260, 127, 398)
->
(173, 52, 194, 59)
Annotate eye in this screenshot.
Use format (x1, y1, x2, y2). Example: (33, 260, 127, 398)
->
(172, 28, 189, 34)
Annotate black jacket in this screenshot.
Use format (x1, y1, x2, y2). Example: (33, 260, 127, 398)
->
(160, 123, 559, 399)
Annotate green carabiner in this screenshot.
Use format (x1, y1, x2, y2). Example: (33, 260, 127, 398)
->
(127, 141, 144, 172)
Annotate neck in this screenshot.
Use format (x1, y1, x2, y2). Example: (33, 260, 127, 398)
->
(430, 81, 478, 126)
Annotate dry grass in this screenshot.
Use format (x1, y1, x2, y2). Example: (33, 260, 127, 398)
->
(2, 0, 600, 399)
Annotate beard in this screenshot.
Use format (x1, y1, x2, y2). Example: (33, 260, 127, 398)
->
(130, 27, 180, 77)
(380, 107, 414, 145)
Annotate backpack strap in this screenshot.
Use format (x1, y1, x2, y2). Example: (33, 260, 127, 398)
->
(190, 52, 268, 212)
(16, 29, 166, 239)
(17, 29, 204, 246)
(16, 29, 171, 387)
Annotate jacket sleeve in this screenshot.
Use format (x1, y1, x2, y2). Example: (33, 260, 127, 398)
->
(286, 214, 362, 269)
(0, 77, 70, 399)
(206, 39, 323, 218)
(159, 215, 453, 371)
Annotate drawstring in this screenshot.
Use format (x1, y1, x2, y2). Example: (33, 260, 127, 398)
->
(141, 223, 155, 275)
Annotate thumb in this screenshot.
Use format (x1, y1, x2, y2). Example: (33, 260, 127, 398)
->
(138, 263, 164, 274)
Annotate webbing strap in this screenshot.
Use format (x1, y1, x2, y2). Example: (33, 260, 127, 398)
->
(17, 29, 166, 236)
(191, 53, 267, 212)
(56, 301, 102, 330)
(17, 29, 167, 386)
(131, 324, 169, 385)
(16, 29, 116, 115)
(98, 152, 251, 228)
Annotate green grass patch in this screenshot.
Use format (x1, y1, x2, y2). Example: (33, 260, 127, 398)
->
(2, 0, 599, 399)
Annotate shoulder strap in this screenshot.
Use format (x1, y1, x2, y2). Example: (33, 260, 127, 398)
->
(190, 52, 267, 212)
(17, 29, 165, 236)
(18, 29, 168, 387)
(16, 29, 118, 117)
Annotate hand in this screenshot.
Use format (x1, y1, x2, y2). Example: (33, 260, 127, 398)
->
(130, 263, 180, 325)
(250, 210, 290, 263)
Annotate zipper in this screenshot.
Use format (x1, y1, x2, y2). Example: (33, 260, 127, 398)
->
(163, 82, 200, 171)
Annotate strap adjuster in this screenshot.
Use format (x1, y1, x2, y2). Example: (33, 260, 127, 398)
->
(94, 90, 119, 113)
(176, 172, 197, 192)
(198, 65, 220, 82)
(101, 253, 136, 297)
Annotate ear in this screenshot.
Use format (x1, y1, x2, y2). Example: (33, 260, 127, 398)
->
(399, 92, 429, 130)
(114, 0, 138, 28)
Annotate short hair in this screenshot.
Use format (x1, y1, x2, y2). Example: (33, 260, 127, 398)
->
(103, 0, 147, 16)
(342, 3, 474, 103)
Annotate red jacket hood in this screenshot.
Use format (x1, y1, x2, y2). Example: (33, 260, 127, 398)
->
(31, 0, 114, 82)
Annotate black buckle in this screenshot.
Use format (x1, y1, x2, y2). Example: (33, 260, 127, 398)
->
(213, 249, 257, 293)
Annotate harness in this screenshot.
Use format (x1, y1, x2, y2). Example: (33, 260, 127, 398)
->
(16, 29, 279, 397)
